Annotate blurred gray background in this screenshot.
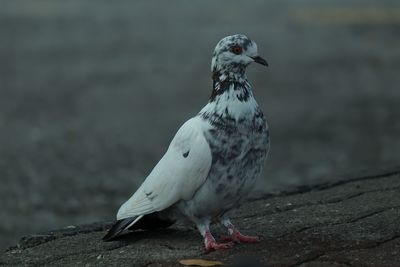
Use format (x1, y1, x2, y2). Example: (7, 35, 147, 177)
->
(1, 0, 399, 250)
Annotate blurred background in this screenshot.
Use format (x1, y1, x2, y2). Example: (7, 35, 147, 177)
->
(1, 0, 400, 250)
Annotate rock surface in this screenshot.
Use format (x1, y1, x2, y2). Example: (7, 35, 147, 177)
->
(2, 171, 400, 266)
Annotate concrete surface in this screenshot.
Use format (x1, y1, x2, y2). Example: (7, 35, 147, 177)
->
(2, 170, 399, 266)
(1, 0, 400, 250)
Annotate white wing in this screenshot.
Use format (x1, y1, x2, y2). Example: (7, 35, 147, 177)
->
(117, 117, 212, 220)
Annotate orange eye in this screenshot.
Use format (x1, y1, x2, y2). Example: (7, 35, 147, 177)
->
(231, 45, 242, 55)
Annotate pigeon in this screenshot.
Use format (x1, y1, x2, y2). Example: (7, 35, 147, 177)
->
(103, 34, 270, 252)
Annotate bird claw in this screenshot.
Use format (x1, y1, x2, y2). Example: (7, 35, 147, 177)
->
(205, 240, 235, 252)
(220, 233, 263, 243)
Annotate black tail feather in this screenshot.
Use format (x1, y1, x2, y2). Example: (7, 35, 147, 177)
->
(102, 217, 138, 241)
(102, 212, 175, 242)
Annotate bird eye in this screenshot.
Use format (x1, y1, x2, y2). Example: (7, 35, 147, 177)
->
(231, 45, 242, 55)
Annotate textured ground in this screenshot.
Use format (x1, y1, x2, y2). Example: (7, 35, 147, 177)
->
(1, 0, 400, 249)
(2, 169, 400, 266)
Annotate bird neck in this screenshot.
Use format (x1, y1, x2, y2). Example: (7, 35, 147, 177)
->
(199, 71, 258, 123)
(209, 70, 248, 101)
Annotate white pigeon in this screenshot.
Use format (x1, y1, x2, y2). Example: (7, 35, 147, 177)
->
(103, 34, 270, 252)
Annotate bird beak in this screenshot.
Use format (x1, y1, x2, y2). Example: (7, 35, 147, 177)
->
(251, 56, 268, 67)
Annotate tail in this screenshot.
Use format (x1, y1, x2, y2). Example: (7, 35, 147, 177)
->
(102, 212, 175, 242)
(102, 215, 143, 241)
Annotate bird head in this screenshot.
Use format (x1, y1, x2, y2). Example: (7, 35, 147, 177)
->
(211, 34, 268, 78)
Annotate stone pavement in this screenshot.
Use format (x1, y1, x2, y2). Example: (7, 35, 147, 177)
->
(2, 170, 399, 266)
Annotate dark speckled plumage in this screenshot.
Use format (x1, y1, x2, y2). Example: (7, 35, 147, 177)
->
(179, 34, 270, 221)
(184, 83, 269, 218)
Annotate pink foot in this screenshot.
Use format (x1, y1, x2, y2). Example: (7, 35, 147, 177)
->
(204, 229, 234, 252)
(205, 240, 235, 252)
(221, 232, 263, 243)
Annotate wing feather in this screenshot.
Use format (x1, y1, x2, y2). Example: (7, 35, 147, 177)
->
(117, 117, 211, 220)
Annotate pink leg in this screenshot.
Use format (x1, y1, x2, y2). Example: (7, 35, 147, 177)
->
(197, 221, 234, 252)
(220, 219, 262, 243)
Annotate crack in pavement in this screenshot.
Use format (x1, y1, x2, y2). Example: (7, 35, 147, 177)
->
(279, 205, 400, 239)
(294, 253, 353, 267)
(256, 168, 400, 200)
(292, 252, 325, 266)
(369, 234, 400, 249)
(294, 235, 400, 266)
(234, 185, 400, 222)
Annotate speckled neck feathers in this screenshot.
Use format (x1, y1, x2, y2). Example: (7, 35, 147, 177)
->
(199, 76, 260, 126)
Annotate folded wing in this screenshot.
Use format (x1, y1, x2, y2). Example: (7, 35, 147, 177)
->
(117, 117, 212, 220)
